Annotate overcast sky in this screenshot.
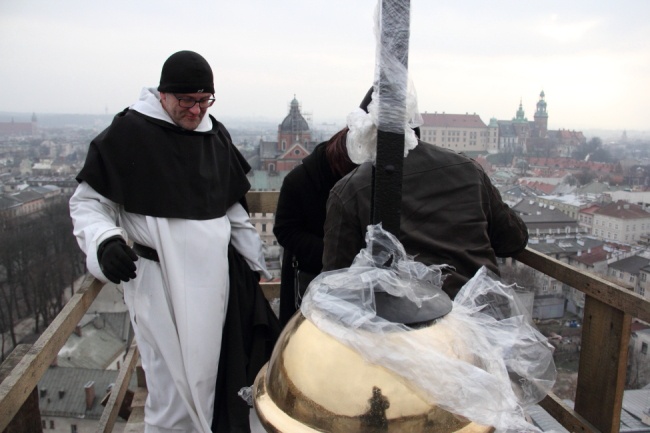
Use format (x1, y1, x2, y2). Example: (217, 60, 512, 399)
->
(1, 0, 648, 131)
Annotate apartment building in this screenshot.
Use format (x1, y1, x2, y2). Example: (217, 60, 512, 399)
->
(592, 200, 650, 243)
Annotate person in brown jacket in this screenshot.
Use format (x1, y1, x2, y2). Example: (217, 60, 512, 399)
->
(322, 136, 528, 300)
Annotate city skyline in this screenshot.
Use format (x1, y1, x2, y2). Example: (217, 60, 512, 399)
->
(1, 0, 648, 132)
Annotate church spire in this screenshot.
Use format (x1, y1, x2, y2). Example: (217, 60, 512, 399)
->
(535, 90, 548, 118)
(513, 98, 527, 122)
(533, 90, 548, 139)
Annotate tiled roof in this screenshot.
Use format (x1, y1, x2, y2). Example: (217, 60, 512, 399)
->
(0, 195, 20, 210)
(596, 201, 650, 219)
(38, 367, 121, 419)
(57, 312, 130, 369)
(608, 255, 650, 274)
(570, 246, 609, 266)
(579, 204, 602, 215)
(527, 237, 603, 256)
(420, 113, 487, 128)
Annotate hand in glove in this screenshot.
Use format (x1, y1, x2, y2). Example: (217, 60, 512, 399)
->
(97, 237, 138, 284)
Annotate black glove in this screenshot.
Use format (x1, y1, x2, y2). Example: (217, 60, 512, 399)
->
(97, 237, 138, 284)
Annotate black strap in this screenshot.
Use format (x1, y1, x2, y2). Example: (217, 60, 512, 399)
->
(132, 242, 160, 262)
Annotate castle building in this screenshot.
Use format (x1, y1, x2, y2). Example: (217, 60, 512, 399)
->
(498, 91, 586, 157)
(496, 100, 531, 154)
(417, 90, 585, 157)
(418, 112, 496, 154)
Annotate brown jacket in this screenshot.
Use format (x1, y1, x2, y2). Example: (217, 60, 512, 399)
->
(322, 141, 528, 299)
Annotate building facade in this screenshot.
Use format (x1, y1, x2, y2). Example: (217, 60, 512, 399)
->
(592, 201, 650, 243)
(419, 112, 495, 153)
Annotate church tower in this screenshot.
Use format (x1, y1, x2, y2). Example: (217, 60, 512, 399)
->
(277, 96, 311, 152)
(513, 99, 527, 123)
(533, 90, 548, 138)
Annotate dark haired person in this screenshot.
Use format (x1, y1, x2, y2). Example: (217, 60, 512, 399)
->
(69, 51, 270, 433)
(273, 127, 357, 327)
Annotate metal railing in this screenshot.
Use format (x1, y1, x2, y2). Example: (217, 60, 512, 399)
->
(1, 190, 649, 433)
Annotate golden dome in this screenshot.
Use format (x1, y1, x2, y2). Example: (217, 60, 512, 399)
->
(253, 312, 493, 433)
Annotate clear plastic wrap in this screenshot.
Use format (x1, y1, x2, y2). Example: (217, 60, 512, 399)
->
(301, 224, 557, 433)
(345, 0, 423, 164)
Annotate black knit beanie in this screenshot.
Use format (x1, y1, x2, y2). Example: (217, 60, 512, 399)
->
(158, 50, 215, 94)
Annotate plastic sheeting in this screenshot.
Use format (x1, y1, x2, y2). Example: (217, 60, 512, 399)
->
(301, 224, 558, 433)
(345, 0, 423, 165)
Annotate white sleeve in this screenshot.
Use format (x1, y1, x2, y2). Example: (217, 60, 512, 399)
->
(227, 202, 271, 279)
(69, 181, 128, 282)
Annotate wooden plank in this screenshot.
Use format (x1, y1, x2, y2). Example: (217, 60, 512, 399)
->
(517, 247, 650, 322)
(123, 406, 145, 433)
(0, 275, 104, 432)
(574, 296, 631, 433)
(131, 386, 148, 409)
(539, 392, 599, 433)
(136, 361, 146, 389)
(260, 282, 280, 301)
(123, 387, 147, 432)
(246, 191, 280, 214)
(96, 342, 140, 433)
(0, 345, 42, 433)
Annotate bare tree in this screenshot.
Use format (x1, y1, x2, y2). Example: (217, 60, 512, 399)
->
(0, 198, 87, 353)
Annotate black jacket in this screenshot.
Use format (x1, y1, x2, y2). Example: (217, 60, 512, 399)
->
(273, 141, 341, 327)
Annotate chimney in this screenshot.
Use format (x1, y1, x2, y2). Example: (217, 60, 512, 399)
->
(84, 381, 96, 410)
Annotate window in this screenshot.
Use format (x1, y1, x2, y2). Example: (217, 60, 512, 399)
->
(50, 420, 55, 429)
(42, 420, 46, 429)
(642, 342, 648, 355)
(71, 425, 78, 433)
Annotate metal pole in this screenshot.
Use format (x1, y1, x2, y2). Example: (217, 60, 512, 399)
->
(372, 0, 410, 237)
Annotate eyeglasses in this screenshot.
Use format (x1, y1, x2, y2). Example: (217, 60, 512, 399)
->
(173, 95, 216, 109)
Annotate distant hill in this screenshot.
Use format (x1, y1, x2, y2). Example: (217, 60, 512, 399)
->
(0, 111, 285, 131)
(0, 111, 114, 129)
